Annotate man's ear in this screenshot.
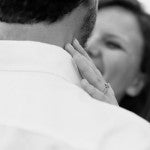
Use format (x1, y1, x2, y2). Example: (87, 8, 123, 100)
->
(126, 73, 146, 97)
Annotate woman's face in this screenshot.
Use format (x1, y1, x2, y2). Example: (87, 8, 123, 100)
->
(87, 6, 144, 101)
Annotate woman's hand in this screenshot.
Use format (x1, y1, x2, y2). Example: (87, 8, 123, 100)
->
(65, 39, 118, 106)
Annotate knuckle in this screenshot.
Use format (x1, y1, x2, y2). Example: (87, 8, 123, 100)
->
(96, 76, 102, 84)
(89, 86, 96, 97)
(92, 77, 102, 89)
(73, 53, 80, 59)
(93, 78, 99, 85)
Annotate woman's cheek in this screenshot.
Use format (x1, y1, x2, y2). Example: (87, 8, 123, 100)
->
(103, 52, 134, 94)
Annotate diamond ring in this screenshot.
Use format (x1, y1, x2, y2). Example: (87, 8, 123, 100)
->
(102, 83, 110, 95)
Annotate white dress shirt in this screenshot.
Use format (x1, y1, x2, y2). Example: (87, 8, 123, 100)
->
(0, 40, 149, 150)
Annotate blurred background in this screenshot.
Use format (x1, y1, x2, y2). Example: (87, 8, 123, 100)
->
(140, 0, 150, 13)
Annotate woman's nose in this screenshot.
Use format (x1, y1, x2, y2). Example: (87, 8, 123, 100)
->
(87, 47, 102, 59)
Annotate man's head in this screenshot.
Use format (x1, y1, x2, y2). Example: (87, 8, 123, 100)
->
(0, 0, 87, 23)
(0, 0, 98, 47)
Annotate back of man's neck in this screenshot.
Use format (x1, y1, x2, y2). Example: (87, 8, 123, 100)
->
(0, 22, 74, 48)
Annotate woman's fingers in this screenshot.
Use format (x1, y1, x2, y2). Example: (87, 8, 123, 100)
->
(81, 79, 105, 101)
(65, 43, 78, 57)
(64, 40, 118, 106)
(73, 39, 102, 77)
(65, 41, 103, 80)
(72, 39, 91, 61)
(81, 79, 118, 106)
(65, 41, 106, 92)
(73, 52, 106, 92)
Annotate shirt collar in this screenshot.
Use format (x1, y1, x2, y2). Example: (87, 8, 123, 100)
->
(0, 40, 82, 86)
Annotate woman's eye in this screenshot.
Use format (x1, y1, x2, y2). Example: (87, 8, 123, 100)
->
(105, 41, 122, 50)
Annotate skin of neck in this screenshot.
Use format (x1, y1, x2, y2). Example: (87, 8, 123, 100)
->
(0, 4, 88, 48)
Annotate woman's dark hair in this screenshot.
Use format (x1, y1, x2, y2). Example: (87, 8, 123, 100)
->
(99, 0, 150, 121)
(0, 0, 88, 24)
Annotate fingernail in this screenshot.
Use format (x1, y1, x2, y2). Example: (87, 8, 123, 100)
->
(74, 38, 79, 45)
(65, 43, 72, 49)
(82, 79, 89, 85)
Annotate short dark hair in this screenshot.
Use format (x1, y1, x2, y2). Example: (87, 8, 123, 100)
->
(99, 0, 150, 122)
(0, 0, 87, 24)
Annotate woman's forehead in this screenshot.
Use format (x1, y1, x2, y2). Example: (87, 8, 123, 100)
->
(95, 7, 143, 47)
